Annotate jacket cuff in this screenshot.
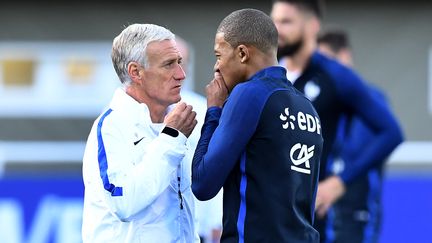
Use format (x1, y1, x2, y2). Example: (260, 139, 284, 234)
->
(159, 126, 187, 145)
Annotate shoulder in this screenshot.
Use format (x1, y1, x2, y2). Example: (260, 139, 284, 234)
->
(312, 51, 368, 94)
(313, 52, 355, 80)
(369, 84, 387, 99)
(230, 78, 273, 104)
(220, 79, 272, 120)
(96, 108, 129, 134)
(95, 110, 113, 135)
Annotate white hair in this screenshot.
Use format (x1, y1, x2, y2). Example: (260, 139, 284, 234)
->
(111, 23, 175, 86)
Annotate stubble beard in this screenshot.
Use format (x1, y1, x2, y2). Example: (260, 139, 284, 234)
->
(277, 38, 303, 60)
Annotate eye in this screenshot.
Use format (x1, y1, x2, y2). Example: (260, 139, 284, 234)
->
(164, 61, 175, 68)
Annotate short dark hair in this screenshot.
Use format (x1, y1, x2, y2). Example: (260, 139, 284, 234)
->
(318, 30, 350, 53)
(273, 0, 324, 19)
(217, 8, 278, 54)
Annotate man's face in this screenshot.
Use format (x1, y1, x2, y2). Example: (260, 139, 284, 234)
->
(271, 2, 306, 57)
(140, 39, 185, 107)
(213, 33, 246, 92)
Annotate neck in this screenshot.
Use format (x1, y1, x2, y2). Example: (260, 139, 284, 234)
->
(247, 51, 279, 79)
(284, 38, 316, 73)
(125, 86, 167, 123)
(147, 106, 166, 123)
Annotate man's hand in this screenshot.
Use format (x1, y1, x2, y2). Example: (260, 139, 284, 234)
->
(164, 102, 197, 138)
(206, 71, 228, 108)
(315, 175, 346, 218)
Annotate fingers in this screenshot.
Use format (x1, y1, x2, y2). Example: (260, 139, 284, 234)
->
(213, 71, 228, 91)
(184, 117, 198, 138)
(315, 194, 328, 218)
(182, 108, 196, 130)
(173, 101, 187, 113)
(186, 110, 197, 124)
(206, 72, 229, 108)
(214, 71, 223, 86)
(314, 177, 345, 219)
(316, 202, 329, 218)
(181, 105, 194, 126)
(164, 102, 197, 137)
(184, 104, 193, 115)
(183, 107, 197, 137)
(214, 71, 222, 79)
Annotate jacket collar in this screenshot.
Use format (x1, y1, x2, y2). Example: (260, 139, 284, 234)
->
(109, 88, 153, 126)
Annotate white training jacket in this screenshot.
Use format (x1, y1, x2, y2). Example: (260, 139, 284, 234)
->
(82, 88, 199, 243)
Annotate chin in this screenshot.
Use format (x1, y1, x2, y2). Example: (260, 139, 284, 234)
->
(173, 94, 182, 103)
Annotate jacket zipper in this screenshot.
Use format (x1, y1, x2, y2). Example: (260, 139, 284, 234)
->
(177, 176, 183, 210)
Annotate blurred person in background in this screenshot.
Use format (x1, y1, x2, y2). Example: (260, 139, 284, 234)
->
(318, 30, 353, 67)
(176, 36, 223, 243)
(193, 8, 323, 242)
(318, 29, 401, 243)
(81, 23, 199, 242)
(271, 0, 404, 241)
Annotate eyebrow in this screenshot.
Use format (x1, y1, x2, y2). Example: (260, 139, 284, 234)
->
(162, 56, 182, 65)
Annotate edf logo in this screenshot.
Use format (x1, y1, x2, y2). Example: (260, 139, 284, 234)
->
(279, 108, 321, 135)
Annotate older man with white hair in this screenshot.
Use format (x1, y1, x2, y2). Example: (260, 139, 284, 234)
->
(82, 23, 199, 243)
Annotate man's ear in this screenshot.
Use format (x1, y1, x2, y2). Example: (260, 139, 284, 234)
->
(308, 16, 321, 37)
(237, 44, 250, 63)
(127, 61, 142, 83)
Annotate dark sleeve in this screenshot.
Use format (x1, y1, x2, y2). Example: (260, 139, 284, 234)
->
(334, 71, 404, 184)
(192, 84, 266, 200)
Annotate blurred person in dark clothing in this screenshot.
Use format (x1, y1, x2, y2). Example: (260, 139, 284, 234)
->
(318, 29, 402, 243)
(271, 1, 404, 241)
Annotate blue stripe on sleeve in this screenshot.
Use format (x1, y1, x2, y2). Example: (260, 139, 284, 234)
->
(192, 81, 270, 200)
(97, 108, 123, 197)
(237, 151, 248, 243)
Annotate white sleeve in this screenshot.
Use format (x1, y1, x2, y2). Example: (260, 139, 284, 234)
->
(100, 122, 187, 221)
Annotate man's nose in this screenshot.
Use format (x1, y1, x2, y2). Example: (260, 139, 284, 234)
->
(175, 64, 186, 80)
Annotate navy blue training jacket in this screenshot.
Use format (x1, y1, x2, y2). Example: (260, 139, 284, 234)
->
(192, 66, 324, 243)
(293, 52, 403, 183)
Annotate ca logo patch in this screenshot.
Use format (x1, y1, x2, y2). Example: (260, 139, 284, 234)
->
(290, 143, 315, 174)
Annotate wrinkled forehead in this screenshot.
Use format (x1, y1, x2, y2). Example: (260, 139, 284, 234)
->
(147, 39, 181, 57)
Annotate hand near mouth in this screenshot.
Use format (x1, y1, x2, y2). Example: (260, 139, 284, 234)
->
(205, 71, 229, 108)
